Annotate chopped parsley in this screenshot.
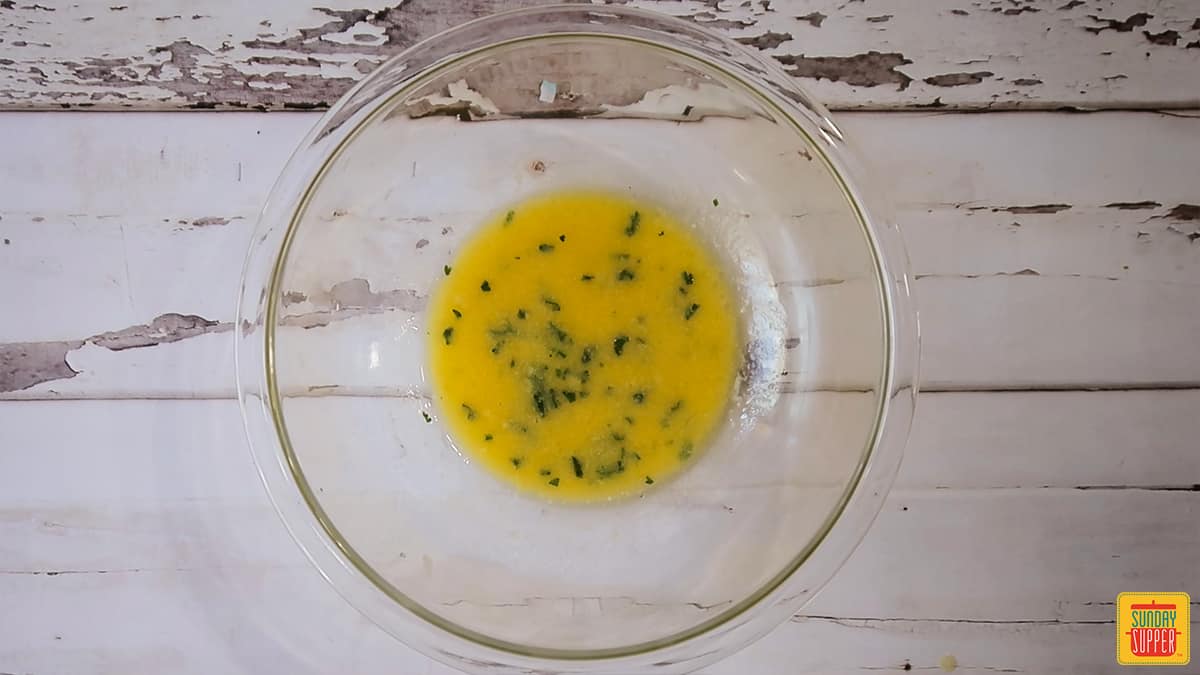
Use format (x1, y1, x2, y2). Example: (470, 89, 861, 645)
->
(421, 411, 432, 423)
(461, 403, 476, 420)
(538, 243, 555, 253)
(613, 335, 629, 356)
(581, 274, 594, 281)
(571, 456, 584, 478)
(617, 268, 635, 281)
(625, 211, 641, 236)
(548, 477, 560, 487)
(548, 322, 570, 343)
(442, 327, 454, 345)
(543, 296, 561, 312)
(504, 210, 515, 225)
(632, 391, 645, 404)
(682, 270, 694, 286)
(480, 280, 491, 292)
(645, 476, 655, 485)
(596, 459, 625, 478)
(451, 308, 462, 319)
(443, 265, 452, 276)
(684, 303, 700, 320)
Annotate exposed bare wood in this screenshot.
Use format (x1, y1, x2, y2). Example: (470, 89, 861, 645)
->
(0, 0, 1198, 111)
(1, 111, 1197, 396)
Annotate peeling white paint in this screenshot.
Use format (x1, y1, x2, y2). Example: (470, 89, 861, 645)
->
(0, 0, 1197, 110)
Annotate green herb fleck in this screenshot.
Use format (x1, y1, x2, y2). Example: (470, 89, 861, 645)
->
(548, 477, 560, 487)
(442, 327, 454, 345)
(444, 265, 452, 276)
(617, 268, 635, 282)
(596, 459, 625, 478)
(684, 303, 700, 320)
(548, 322, 570, 343)
(559, 234, 566, 242)
(682, 270, 694, 286)
(517, 308, 526, 320)
(543, 296, 561, 312)
(504, 210, 515, 225)
(613, 335, 629, 356)
(461, 403, 476, 420)
(712, 197, 719, 207)
(451, 308, 462, 319)
(480, 280, 491, 292)
(625, 211, 641, 236)
(489, 322, 516, 338)
(530, 373, 548, 417)
(510, 457, 522, 468)
(632, 391, 645, 404)
(485, 434, 494, 441)
(581, 346, 595, 363)
(683, 104, 693, 116)
(661, 400, 684, 428)
(421, 411, 432, 423)
(581, 274, 594, 282)
(658, 230, 665, 237)
(645, 476, 655, 485)
(624, 416, 635, 425)
(563, 390, 577, 403)
(679, 440, 695, 460)
(538, 243, 555, 253)
(539, 468, 552, 476)
(611, 431, 625, 441)
(571, 456, 584, 478)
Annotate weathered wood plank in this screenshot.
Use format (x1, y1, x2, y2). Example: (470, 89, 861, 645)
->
(1, 111, 1197, 396)
(0, 398, 1194, 673)
(0, 568, 1121, 674)
(0, 570, 1122, 674)
(0, 0, 1198, 111)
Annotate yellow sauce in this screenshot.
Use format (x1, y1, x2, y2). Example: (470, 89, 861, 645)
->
(428, 190, 739, 501)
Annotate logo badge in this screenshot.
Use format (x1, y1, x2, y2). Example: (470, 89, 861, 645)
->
(1117, 592, 1190, 666)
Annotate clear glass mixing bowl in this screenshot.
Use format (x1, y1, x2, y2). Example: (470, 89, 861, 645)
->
(236, 6, 918, 674)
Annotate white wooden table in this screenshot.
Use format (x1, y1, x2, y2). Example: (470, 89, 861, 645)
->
(2, 2, 1198, 673)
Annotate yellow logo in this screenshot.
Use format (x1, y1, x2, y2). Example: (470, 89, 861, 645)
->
(1117, 592, 1190, 666)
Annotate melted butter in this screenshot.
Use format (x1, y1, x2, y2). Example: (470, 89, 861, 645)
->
(428, 190, 739, 502)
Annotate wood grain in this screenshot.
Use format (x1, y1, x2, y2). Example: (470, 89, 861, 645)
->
(1, 111, 1197, 396)
(0, 0, 1198, 111)
(1, 398, 1194, 673)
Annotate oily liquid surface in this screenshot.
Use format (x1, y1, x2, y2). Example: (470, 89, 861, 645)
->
(428, 191, 739, 501)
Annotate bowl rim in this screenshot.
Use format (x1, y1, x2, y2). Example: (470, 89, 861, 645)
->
(235, 5, 919, 673)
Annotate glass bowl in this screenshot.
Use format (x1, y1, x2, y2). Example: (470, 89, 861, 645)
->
(235, 5, 918, 674)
